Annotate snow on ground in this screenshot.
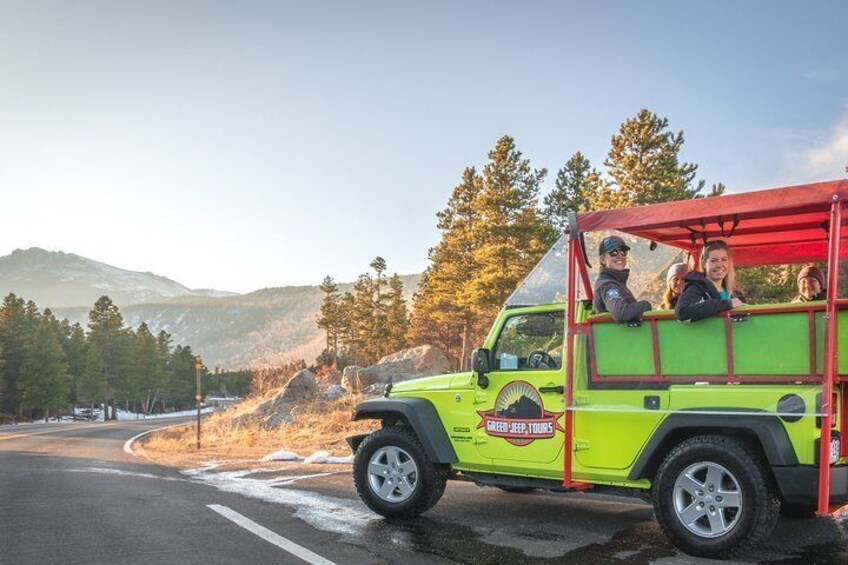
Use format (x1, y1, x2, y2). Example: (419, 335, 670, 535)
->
(262, 449, 353, 464)
(73, 407, 213, 422)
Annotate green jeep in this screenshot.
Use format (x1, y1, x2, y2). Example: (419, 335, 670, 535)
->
(348, 180, 848, 559)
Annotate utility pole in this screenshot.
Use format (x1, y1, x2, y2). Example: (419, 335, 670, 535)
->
(195, 354, 203, 450)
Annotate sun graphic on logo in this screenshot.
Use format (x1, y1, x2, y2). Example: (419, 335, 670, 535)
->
(495, 381, 542, 418)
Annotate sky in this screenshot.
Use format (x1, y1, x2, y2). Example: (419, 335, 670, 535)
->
(1, 1, 847, 294)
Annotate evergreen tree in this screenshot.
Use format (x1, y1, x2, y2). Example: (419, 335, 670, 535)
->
(134, 322, 161, 415)
(410, 136, 554, 369)
(63, 322, 87, 417)
(599, 109, 704, 209)
(86, 296, 129, 420)
(19, 313, 69, 421)
(410, 167, 483, 368)
(468, 135, 556, 317)
(0, 295, 39, 416)
(316, 276, 342, 365)
(543, 152, 607, 230)
(385, 274, 410, 355)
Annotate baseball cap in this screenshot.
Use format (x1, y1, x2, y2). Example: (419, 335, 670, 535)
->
(598, 235, 631, 256)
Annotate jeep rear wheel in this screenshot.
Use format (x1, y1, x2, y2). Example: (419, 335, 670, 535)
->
(353, 426, 447, 519)
(652, 435, 779, 559)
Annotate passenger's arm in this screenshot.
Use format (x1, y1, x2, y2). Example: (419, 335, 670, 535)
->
(601, 286, 651, 323)
(675, 287, 732, 322)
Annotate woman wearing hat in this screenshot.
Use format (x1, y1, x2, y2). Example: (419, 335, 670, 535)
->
(593, 235, 652, 323)
(792, 265, 826, 302)
(661, 262, 689, 310)
(676, 240, 744, 323)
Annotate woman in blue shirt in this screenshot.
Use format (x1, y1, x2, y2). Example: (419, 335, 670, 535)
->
(676, 240, 745, 322)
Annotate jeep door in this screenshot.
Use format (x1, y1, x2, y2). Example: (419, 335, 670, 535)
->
(474, 308, 566, 475)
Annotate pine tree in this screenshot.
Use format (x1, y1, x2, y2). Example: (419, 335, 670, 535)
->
(600, 109, 704, 209)
(134, 322, 161, 415)
(86, 296, 129, 421)
(543, 152, 607, 230)
(385, 274, 410, 355)
(410, 136, 554, 369)
(19, 313, 69, 421)
(316, 276, 342, 365)
(410, 167, 483, 368)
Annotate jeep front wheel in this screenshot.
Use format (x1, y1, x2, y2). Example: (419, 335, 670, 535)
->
(353, 426, 447, 519)
(652, 435, 780, 559)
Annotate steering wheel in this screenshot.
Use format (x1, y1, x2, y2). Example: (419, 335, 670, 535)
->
(527, 350, 558, 370)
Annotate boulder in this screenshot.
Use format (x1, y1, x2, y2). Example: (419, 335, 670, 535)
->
(280, 369, 318, 401)
(356, 359, 416, 388)
(377, 345, 450, 377)
(341, 365, 362, 391)
(231, 369, 317, 430)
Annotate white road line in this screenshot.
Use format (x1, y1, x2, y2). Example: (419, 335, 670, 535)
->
(207, 504, 337, 565)
(122, 423, 185, 454)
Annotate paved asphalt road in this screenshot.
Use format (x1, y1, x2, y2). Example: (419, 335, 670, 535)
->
(1, 421, 847, 565)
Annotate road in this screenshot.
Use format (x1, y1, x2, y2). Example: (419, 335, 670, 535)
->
(1, 420, 847, 565)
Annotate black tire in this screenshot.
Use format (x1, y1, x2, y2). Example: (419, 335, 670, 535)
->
(353, 426, 448, 519)
(652, 435, 780, 559)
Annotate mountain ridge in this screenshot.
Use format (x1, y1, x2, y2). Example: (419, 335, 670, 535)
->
(0, 247, 420, 369)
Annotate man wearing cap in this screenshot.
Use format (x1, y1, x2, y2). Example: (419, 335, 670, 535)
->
(793, 265, 826, 302)
(592, 235, 652, 323)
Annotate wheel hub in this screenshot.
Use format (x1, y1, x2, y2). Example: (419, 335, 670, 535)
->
(672, 461, 742, 538)
(367, 446, 419, 503)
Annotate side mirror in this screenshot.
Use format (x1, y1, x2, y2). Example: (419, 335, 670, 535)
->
(472, 348, 491, 389)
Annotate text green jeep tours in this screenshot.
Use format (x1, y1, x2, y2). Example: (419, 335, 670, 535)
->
(348, 179, 848, 559)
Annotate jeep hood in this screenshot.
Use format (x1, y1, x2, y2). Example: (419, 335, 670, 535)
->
(389, 372, 474, 393)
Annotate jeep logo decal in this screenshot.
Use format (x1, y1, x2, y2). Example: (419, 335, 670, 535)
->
(477, 380, 564, 446)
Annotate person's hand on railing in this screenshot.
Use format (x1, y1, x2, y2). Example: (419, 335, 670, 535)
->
(731, 297, 745, 308)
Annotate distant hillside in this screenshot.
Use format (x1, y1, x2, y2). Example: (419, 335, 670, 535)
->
(52, 276, 420, 369)
(0, 247, 420, 369)
(0, 248, 235, 307)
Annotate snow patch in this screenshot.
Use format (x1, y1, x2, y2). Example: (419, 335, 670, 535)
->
(263, 450, 301, 462)
(183, 465, 374, 535)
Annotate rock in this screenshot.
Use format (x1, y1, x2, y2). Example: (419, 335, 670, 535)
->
(377, 345, 450, 377)
(356, 359, 416, 388)
(341, 365, 362, 391)
(323, 384, 346, 400)
(280, 369, 318, 401)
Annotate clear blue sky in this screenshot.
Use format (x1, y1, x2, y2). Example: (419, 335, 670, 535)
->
(1, 1, 846, 293)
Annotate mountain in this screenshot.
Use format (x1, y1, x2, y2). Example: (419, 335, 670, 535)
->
(0, 248, 236, 307)
(0, 248, 420, 369)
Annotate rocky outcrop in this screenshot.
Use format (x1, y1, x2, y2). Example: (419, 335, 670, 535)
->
(233, 369, 318, 429)
(377, 345, 451, 375)
(342, 345, 451, 393)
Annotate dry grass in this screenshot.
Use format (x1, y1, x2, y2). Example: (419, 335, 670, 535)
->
(135, 392, 379, 469)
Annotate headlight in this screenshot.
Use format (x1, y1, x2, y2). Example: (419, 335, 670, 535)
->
(831, 434, 841, 465)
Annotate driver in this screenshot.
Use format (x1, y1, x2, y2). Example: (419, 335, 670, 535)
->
(593, 235, 652, 323)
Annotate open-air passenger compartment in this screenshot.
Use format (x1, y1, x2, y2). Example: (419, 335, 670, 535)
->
(563, 179, 848, 515)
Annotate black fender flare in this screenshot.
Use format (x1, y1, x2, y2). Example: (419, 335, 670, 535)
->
(351, 397, 458, 464)
(628, 411, 798, 481)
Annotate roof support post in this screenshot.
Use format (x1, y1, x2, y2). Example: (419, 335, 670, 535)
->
(564, 238, 578, 488)
(817, 198, 842, 515)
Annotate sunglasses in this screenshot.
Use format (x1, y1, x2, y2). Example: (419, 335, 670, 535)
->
(609, 249, 628, 257)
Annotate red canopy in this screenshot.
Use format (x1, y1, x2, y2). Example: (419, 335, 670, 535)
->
(575, 180, 848, 266)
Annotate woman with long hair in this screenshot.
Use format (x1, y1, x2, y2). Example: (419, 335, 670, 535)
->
(661, 262, 689, 310)
(675, 240, 744, 322)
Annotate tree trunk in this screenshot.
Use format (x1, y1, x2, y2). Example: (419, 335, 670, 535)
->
(459, 321, 472, 372)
